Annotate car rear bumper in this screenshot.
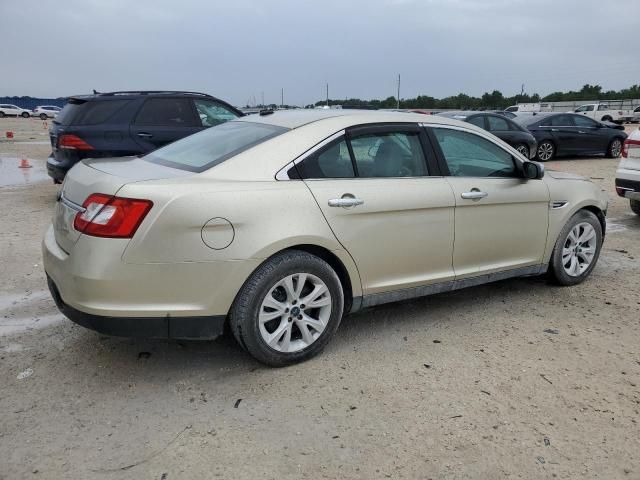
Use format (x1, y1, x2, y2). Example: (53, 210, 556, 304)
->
(47, 155, 74, 182)
(42, 225, 259, 338)
(615, 175, 640, 199)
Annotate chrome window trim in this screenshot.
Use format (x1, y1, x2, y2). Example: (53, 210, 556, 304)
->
(275, 130, 345, 180)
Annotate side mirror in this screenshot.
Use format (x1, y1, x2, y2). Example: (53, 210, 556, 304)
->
(523, 161, 544, 180)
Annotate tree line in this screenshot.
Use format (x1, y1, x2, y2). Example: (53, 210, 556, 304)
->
(308, 84, 640, 110)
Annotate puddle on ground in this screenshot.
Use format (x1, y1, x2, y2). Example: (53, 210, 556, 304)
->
(0, 156, 50, 186)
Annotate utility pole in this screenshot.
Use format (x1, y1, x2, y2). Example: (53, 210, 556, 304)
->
(281, 88, 284, 108)
(521, 83, 525, 96)
(397, 74, 401, 109)
(326, 83, 329, 108)
(261, 91, 264, 107)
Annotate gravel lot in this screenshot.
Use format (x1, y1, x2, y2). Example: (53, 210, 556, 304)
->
(1, 117, 639, 479)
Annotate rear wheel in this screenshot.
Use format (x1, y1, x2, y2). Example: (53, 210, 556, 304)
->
(548, 210, 602, 286)
(515, 143, 529, 158)
(631, 199, 640, 216)
(601, 115, 612, 122)
(536, 141, 554, 161)
(607, 138, 623, 158)
(39, 113, 48, 120)
(0, 111, 5, 118)
(21, 112, 30, 118)
(229, 250, 344, 367)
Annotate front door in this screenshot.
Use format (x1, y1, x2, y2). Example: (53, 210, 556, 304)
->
(297, 125, 456, 295)
(428, 126, 549, 278)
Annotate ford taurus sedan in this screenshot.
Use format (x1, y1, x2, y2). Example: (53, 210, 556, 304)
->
(44, 110, 608, 366)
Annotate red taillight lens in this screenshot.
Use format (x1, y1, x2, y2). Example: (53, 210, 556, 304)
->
(73, 194, 153, 238)
(621, 138, 640, 158)
(58, 134, 94, 150)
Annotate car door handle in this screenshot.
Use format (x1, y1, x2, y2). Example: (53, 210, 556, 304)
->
(137, 132, 153, 138)
(461, 190, 488, 200)
(328, 197, 364, 208)
(578, 130, 586, 134)
(551, 128, 559, 132)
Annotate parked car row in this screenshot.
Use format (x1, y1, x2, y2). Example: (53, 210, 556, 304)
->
(0, 104, 62, 119)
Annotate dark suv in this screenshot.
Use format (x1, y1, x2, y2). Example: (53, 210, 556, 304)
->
(47, 91, 242, 182)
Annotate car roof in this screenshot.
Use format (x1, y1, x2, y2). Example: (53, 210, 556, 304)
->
(234, 108, 470, 130)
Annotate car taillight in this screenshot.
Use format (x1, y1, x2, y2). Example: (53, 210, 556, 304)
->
(58, 134, 94, 150)
(73, 193, 153, 238)
(621, 138, 640, 158)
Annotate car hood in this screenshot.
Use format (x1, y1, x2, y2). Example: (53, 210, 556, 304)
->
(545, 170, 589, 181)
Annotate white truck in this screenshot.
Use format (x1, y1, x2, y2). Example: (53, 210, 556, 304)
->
(505, 103, 552, 113)
(574, 103, 632, 124)
(615, 128, 640, 215)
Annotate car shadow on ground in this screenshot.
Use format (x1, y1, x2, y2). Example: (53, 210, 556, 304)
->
(60, 274, 552, 378)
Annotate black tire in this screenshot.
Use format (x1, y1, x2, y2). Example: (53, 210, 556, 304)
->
(631, 199, 640, 216)
(536, 141, 555, 162)
(548, 210, 603, 286)
(514, 143, 529, 158)
(229, 250, 344, 367)
(0, 111, 5, 118)
(607, 138, 623, 158)
(601, 115, 612, 122)
(21, 112, 30, 118)
(39, 113, 48, 120)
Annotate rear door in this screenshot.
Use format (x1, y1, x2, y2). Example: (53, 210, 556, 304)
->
(298, 124, 456, 296)
(428, 125, 549, 278)
(130, 97, 201, 151)
(572, 114, 608, 153)
(540, 114, 579, 155)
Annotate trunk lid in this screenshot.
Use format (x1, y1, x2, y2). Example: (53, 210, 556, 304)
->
(53, 157, 190, 253)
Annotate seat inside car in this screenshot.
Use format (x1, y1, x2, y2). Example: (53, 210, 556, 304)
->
(373, 140, 411, 177)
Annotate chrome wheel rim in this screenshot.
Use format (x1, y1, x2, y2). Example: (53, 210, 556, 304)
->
(516, 145, 528, 157)
(611, 140, 622, 157)
(562, 222, 597, 277)
(538, 143, 553, 161)
(258, 273, 332, 353)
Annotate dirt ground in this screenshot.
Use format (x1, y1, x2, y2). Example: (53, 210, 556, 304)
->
(1, 117, 639, 479)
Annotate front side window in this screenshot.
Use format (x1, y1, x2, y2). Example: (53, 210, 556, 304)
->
(573, 115, 598, 128)
(296, 138, 355, 179)
(144, 121, 287, 172)
(194, 99, 239, 127)
(135, 98, 198, 127)
(597, 105, 609, 111)
(576, 105, 594, 112)
(350, 131, 427, 177)
(487, 115, 510, 131)
(432, 128, 517, 178)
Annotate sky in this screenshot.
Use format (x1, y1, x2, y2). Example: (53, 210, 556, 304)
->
(2, 0, 639, 106)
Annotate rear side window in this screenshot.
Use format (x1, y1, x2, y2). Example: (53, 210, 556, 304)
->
(144, 121, 287, 172)
(296, 138, 355, 178)
(573, 115, 598, 128)
(468, 116, 485, 128)
(135, 98, 198, 127)
(487, 115, 510, 131)
(432, 128, 517, 178)
(55, 100, 130, 125)
(350, 132, 427, 177)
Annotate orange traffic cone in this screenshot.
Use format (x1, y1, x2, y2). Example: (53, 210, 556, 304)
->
(5, 131, 13, 139)
(19, 158, 32, 169)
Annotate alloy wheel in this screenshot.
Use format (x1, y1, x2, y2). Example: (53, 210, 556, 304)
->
(562, 222, 597, 277)
(537, 142, 553, 161)
(258, 273, 332, 353)
(516, 145, 529, 157)
(610, 139, 622, 157)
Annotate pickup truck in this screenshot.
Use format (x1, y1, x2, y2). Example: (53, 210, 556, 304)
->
(574, 103, 632, 124)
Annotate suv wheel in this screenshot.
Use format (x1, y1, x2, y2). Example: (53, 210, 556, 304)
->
(548, 210, 602, 286)
(631, 199, 640, 216)
(0, 111, 4, 118)
(607, 138, 623, 158)
(39, 113, 48, 120)
(230, 250, 344, 367)
(21, 112, 30, 118)
(536, 141, 554, 161)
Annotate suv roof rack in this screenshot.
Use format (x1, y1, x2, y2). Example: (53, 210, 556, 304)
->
(97, 91, 213, 97)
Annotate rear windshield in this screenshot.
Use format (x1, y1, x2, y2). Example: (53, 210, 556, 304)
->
(54, 99, 130, 125)
(143, 121, 288, 172)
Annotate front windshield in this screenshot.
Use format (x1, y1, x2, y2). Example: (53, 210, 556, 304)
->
(144, 121, 288, 172)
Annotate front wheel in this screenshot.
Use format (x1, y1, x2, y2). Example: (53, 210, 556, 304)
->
(548, 210, 603, 286)
(607, 138, 623, 158)
(39, 113, 48, 120)
(515, 143, 529, 158)
(21, 112, 30, 118)
(229, 250, 344, 367)
(0, 111, 4, 118)
(631, 199, 640, 216)
(536, 141, 555, 162)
